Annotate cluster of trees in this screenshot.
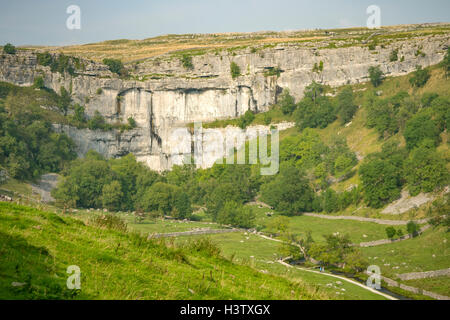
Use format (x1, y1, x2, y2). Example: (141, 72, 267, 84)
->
(359, 137, 448, 208)
(0, 84, 76, 180)
(36, 52, 83, 76)
(307, 234, 368, 273)
(277, 83, 358, 130)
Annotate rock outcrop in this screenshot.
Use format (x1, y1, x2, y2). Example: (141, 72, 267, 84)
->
(1, 32, 449, 171)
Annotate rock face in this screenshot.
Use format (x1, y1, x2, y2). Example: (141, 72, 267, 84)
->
(1, 33, 449, 171)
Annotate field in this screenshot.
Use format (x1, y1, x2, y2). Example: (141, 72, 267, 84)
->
(360, 227, 450, 277)
(175, 232, 387, 300)
(251, 205, 402, 244)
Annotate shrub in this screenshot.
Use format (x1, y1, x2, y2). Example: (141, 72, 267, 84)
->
(385, 226, 396, 239)
(96, 88, 103, 95)
(127, 117, 137, 129)
(279, 88, 296, 115)
(368, 65, 384, 87)
(230, 62, 241, 79)
(32, 76, 45, 89)
(238, 110, 255, 129)
(403, 112, 440, 150)
(36, 52, 53, 66)
(406, 221, 419, 237)
(409, 65, 430, 88)
(389, 49, 398, 62)
(103, 58, 125, 76)
(3, 43, 16, 54)
(336, 86, 357, 124)
(180, 54, 193, 70)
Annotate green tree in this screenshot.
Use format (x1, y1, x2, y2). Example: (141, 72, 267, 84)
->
(359, 156, 403, 208)
(32, 76, 45, 89)
(403, 111, 440, 150)
(409, 65, 430, 88)
(230, 62, 241, 79)
(101, 180, 123, 211)
(336, 86, 357, 124)
(217, 201, 255, 228)
(406, 221, 419, 237)
(368, 65, 384, 87)
(404, 144, 449, 195)
(3, 43, 16, 54)
(385, 226, 396, 239)
(260, 164, 315, 215)
(180, 54, 193, 70)
(279, 88, 296, 115)
(389, 49, 399, 62)
(103, 58, 125, 76)
(442, 47, 450, 78)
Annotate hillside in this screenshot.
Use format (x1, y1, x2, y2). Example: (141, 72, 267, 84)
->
(0, 202, 328, 300)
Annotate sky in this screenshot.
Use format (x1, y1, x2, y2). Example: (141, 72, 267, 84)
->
(1, 0, 449, 46)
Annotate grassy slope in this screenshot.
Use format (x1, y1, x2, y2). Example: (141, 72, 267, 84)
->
(360, 227, 450, 277)
(0, 202, 330, 300)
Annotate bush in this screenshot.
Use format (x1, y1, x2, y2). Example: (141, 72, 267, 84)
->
(279, 88, 296, 115)
(217, 201, 255, 228)
(406, 221, 419, 237)
(32, 76, 45, 89)
(336, 86, 357, 124)
(230, 62, 241, 79)
(180, 54, 193, 70)
(127, 117, 137, 129)
(403, 112, 440, 150)
(238, 110, 255, 129)
(385, 226, 396, 239)
(409, 65, 430, 88)
(96, 88, 103, 95)
(368, 66, 384, 87)
(36, 52, 53, 66)
(389, 49, 399, 62)
(103, 58, 126, 76)
(3, 43, 16, 54)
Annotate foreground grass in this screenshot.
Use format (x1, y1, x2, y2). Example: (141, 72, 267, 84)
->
(0, 202, 328, 300)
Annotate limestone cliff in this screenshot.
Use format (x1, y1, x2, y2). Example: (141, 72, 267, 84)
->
(0, 32, 448, 171)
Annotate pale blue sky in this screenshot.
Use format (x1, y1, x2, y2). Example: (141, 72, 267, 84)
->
(1, 0, 449, 46)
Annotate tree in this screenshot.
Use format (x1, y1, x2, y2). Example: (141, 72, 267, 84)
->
(389, 49, 399, 62)
(279, 88, 296, 115)
(403, 112, 440, 150)
(230, 62, 241, 79)
(58, 86, 71, 115)
(406, 221, 419, 237)
(265, 216, 290, 234)
(368, 65, 384, 87)
(3, 43, 16, 54)
(180, 55, 193, 70)
(238, 110, 255, 129)
(404, 144, 449, 195)
(385, 226, 396, 240)
(101, 180, 123, 211)
(173, 191, 192, 219)
(260, 164, 315, 215)
(33, 76, 45, 89)
(217, 201, 255, 228)
(409, 65, 430, 88)
(336, 86, 357, 124)
(359, 157, 402, 208)
(103, 58, 125, 76)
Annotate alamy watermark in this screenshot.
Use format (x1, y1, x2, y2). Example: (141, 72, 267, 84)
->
(367, 5, 381, 29)
(366, 265, 381, 289)
(66, 5, 81, 30)
(66, 265, 81, 290)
